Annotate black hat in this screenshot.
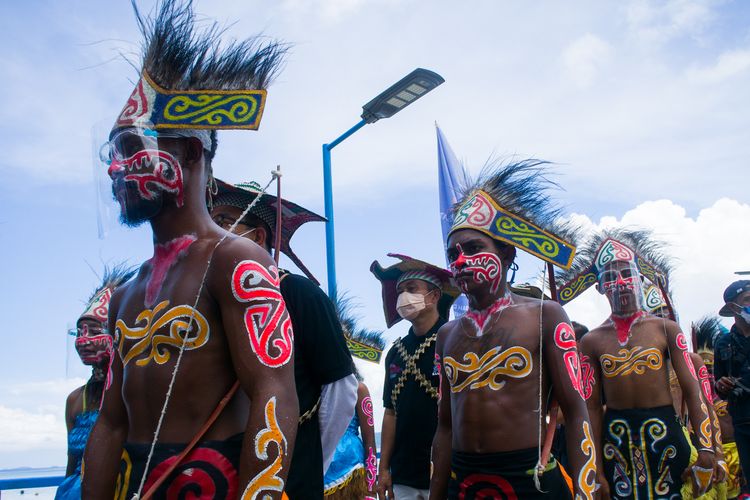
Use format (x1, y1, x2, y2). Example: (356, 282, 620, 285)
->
(719, 280, 750, 317)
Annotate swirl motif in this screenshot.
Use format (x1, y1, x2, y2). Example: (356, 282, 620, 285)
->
(654, 445, 677, 495)
(458, 473, 517, 499)
(578, 422, 597, 500)
(82, 287, 112, 322)
(644, 285, 664, 310)
(495, 216, 560, 258)
(232, 261, 293, 368)
(675, 332, 698, 380)
(163, 94, 260, 126)
(579, 355, 596, 401)
(698, 401, 712, 449)
(110, 149, 185, 207)
(595, 239, 635, 269)
(243, 397, 286, 499)
(715, 400, 728, 417)
(554, 323, 577, 350)
(116, 77, 151, 127)
(698, 364, 715, 402)
(559, 273, 598, 304)
(366, 447, 377, 492)
(600, 347, 663, 378)
(143, 447, 238, 499)
(443, 346, 532, 393)
(604, 419, 634, 497)
(116, 300, 210, 366)
(642, 418, 667, 453)
(453, 191, 495, 228)
(362, 396, 374, 427)
(346, 338, 381, 363)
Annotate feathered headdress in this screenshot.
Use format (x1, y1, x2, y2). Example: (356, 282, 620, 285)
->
(79, 264, 137, 323)
(555, 227, 672, 306)
(693, 316, 723, 352)
(114, 0, 287, 133)
(334, 294, 386, 364)
(448, 160, 578, 270)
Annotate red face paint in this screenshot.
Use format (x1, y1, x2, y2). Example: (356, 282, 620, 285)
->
(108, 149, 184, 207)
(75, 330, 113, 366)
(609, 310, 647, 345)
(231, 260, 293, 368)
(450, 244, 503, 295)
(145, 234, 197, 307)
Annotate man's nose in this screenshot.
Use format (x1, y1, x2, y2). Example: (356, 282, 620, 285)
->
(616, 274, 627, 285)
(453, 253, 467, 269)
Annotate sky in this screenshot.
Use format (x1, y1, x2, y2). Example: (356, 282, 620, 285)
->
(0, 0, 749, 469)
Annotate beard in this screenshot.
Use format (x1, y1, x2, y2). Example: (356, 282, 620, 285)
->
(112, 179, 164, 227)
(607, 286, 642, 315)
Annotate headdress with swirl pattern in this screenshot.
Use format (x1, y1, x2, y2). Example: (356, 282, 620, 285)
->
(555, 227, 672, 307)
(113, 0, 287, 134)
(79, 263, 137, 324)
(448, 159, 579, 271)
(334, 294, 386, 364)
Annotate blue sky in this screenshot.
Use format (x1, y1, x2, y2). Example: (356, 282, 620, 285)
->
(1, 0, 749, 468)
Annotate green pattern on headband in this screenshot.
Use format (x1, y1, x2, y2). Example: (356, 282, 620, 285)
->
(397, 270, 442, 289)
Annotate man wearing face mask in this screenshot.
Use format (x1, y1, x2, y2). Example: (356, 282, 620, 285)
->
(211, 179, 358, 500)
(370, 255, 460, 500)
(714, 280, 750, 495)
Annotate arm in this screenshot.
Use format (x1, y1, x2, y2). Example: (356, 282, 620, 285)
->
(214, 248, 299, 500)
(81, 294, 128, 498)
(378, 346, 397, 500)
(319, 374, 358, 471)
(543, 303, 596, 500)
(579, 334, 609, 499)
(356, 383, 378, 498)
(429, 327, 453, 500)
(691, 353, 727, 482)
(63, 389, 79, 477)
(666, 322, 714, 493)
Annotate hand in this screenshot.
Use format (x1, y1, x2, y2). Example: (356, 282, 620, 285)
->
(683, 450, 715, 496)
(716, 377, 736, 395)
(377, 468, 394, 500)
(715, 458, 729, 484)
(595, 473, 610, 500)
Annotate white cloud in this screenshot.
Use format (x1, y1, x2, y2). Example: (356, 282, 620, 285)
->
(624, 0, 717, 45)
(687, 48, 750, 84)
(561, 34, 613, 87)
(563, 198, 750, 337)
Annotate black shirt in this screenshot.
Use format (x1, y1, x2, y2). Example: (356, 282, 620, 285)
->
(382, 319, 444, 489)
(714, 325, 750, 423)
(281, 272, 354, 500)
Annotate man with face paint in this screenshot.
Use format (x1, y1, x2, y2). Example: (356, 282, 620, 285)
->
(715, 280, 750, 496)
(430, 161, 596, 500)
(559, 228, 715, 498)
(56, 265, 135, 500)
(211, 179, 358, 500)
(370, 255, 459, 500)
(82, 2, 298, 499)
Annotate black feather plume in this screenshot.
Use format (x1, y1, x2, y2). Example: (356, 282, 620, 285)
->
(87, 263, 137, 303)
(693, 316, 723, 351)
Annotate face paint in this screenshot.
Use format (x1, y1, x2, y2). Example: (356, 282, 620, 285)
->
(75, 329, 113, 365)
(145, 234, 196, 308)
(449, 244, 503, 295)
(442, 346, 532, 393)
(578, 421, 597, 500)
(609, 310, 647, 346)
(116, 300, 210, 366)
(675, 332, 698, 380)
(553, 323, 585, 399)
(464, 294, 512, 336)
(361, 396, 374, 427)
(579, 354, 596, 400)
(242, 397, 286, 500)
(600, 347, 663, 378)
(365, 447, 377, 492)
(231, 260, 293, 368)
(599, 261, 644, 316)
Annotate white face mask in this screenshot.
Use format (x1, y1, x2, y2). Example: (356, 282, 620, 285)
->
(396, 291, 427, 321)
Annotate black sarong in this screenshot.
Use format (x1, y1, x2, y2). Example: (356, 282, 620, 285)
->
(114, 433, 242, 500)
(448, 447, 572, 500)
(602, 405, 690, 499)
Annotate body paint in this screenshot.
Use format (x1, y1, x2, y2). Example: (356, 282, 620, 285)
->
(442, 346, 532, 393)
(600, 347, 663, 378)
(698, 401, 712, 449)
(145, 234, 196, 307)
(578, 421, 597, 500)
(116, 300, 210, 366)
(450, 244, 503, 294)
(361, 396, 374, 427)
(553, 323, 585, 399)
(242, 397, 286, 500)
(579, 354, 596, 401)
(692, 465, 713, 496)
(231, 260, 293, 368)
(698, 365, 715, 402)
(435, 352, 443, 402)
(464, 294, 512, 335)
(608, 311, 647, 346)
(365, 447, 377, 492)
(675, 332, 697, 379)
(108, 149, 184, 207)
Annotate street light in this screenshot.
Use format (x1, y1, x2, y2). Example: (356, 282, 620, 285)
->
(322, 68, 445, 298)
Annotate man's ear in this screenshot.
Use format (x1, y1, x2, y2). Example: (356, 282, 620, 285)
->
(256, 226, 272, 251)
(729, 302, 743, 316)
(184, 137, 204, 164)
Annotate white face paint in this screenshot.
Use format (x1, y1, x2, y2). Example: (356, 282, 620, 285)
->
(396, 291, 427, 320)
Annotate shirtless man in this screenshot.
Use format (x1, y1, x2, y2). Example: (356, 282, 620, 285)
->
(82, 2, 297, 498)
(429, 161, 596, 499)
(564, 232, 715, 498)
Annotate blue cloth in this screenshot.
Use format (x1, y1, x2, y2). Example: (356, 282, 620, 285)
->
(55, 410, 98, 500)
(323, 415, 365, 491)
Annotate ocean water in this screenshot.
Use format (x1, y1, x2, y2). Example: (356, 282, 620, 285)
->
(1, 487, 56, 499)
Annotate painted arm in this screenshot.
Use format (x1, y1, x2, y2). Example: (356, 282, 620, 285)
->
(377, 409, 396, 500)
(543, 303, 596, 500)
(81, 296, 128, 499)
(666, 321, 715, 493)
(215, 250, 299, 500)
(579, 334, 609, 499)
(691, 353, 727, 482)
(355, 383, 378, 497)
(429, 327, 453, 500)
(319, 374, 358, 472)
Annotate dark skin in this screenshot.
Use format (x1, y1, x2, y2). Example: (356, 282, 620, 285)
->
(430, 229, 596, 499)
(355, 382, 378, 498)
(82, 134, 298, 499)
(579, 261, 714, 497)
(715, 290, 750, 397)
(690, 352, 727, 484)
(377, 279, 440, 500)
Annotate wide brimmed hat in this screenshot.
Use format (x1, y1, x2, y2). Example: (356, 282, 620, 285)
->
(370, 253, 460, 328)
(214, 179, 326, 284)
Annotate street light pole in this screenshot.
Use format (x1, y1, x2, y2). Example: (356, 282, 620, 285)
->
(322, 68, 445, 299)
